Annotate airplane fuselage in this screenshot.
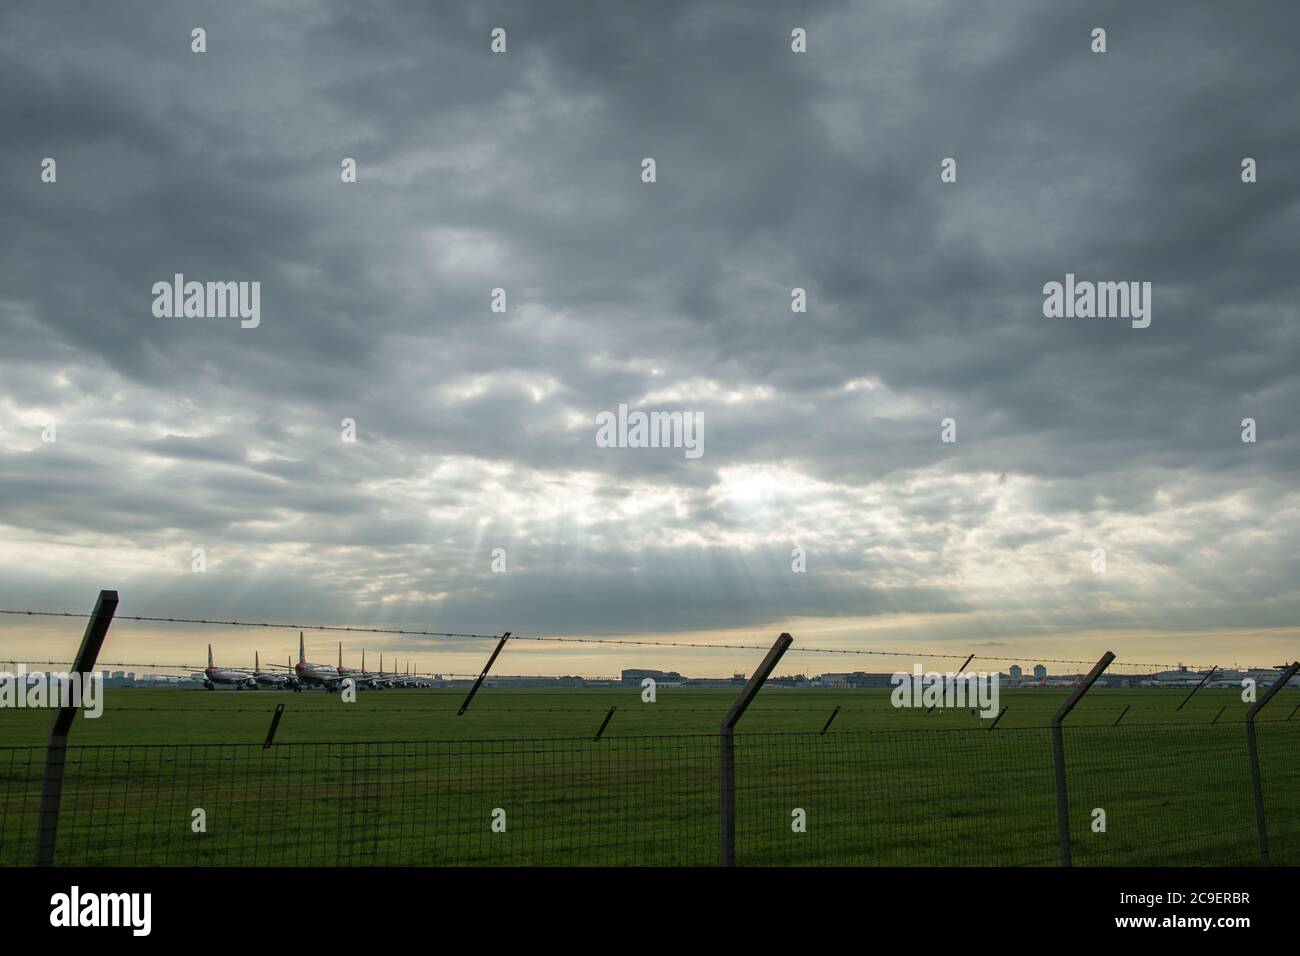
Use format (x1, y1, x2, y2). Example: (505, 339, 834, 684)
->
(295, 661, 341, 690)
(204, 667, 253, 688)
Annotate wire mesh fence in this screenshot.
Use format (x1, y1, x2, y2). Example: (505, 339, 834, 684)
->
(0, 746, 41, 867)
(0, 736, 719, 866)
(2, 721, 1296, 866)
(734, 729, 1059, 866)
(1255, 721, 1300, 864)
(1064, 722, 1262, 866)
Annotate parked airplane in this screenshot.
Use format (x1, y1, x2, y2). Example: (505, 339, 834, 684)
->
(252, 651, 292, 689)
(393, 658, 434, 688)
(337, 643, 378, 688)
(203, 644, 255, 690)
(295, 633, 344, 691)
(373, 653, 398, 689)
(397, 662, 438, 688)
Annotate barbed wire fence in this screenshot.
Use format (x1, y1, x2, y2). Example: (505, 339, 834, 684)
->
(0, 590, 1297, 866)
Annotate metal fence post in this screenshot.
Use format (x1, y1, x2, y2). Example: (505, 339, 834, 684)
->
(1051, 651, 1115, 867)
(1176, 666, 1218, 711)
(819, 705, 841, 735)
(928, 654, 974, 713)
(592, 705, 617, 741)
(456, 632, 510, 716)
(263, 703, 286, 748)
(1245, 661, 1299, 865)
(35, 589, 118, 867)
(720, 632, 793, 867)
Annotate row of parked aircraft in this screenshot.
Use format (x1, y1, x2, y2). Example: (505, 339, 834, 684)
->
(202, 633, 439, 691)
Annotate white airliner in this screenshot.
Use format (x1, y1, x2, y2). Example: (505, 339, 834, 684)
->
(392, 661, 437, 688)
(295, 633, 344, 691)
(203, 644, 254, 690)
(375, 654, 427, 688)
(252, 651, 291, 689)
(337, 642, 378, 688)
(373, 653, 398, 688)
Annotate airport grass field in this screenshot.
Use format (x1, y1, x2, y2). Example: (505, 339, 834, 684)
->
(0, 685, 1285, 744)
(1, 687, 1296, 867)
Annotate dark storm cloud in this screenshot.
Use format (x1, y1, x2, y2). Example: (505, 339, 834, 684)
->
(1, 0, 1297, 654)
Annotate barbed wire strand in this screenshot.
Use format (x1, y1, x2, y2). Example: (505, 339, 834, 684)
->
(0, 608, 1263, 671)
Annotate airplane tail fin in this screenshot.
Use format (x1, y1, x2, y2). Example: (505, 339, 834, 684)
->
(362, 649, 366, 672)
(255, 650, 260, 672)
(208, 644, 213, 668)
(338, 641, 343, 669)
(298, 632, 305, 664)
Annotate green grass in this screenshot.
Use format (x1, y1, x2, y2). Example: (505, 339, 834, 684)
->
(0, 687, 1296, 866)
(0, 685, 1288, 744)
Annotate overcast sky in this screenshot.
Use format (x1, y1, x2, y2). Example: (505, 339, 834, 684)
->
(2, 1, 1298, 677)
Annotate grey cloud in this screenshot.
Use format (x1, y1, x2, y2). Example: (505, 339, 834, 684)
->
(1, 1, 1297, 666)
